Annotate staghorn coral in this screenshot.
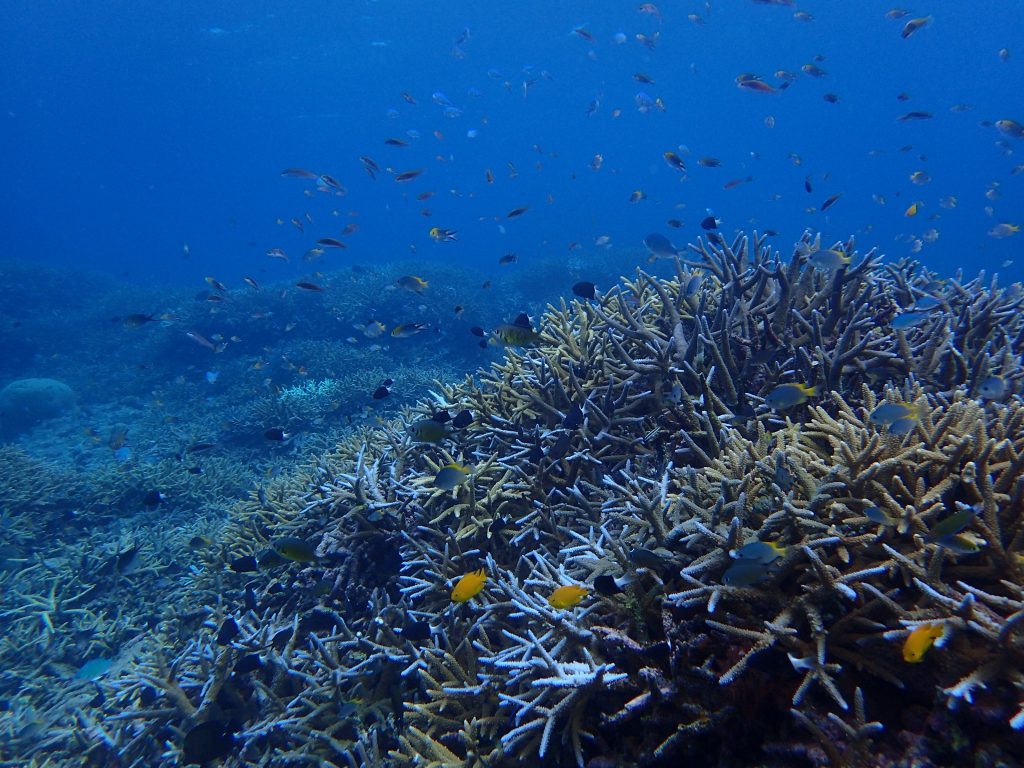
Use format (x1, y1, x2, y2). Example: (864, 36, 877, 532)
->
(24, 232, 1024, 767)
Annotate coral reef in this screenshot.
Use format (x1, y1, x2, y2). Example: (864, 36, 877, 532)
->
(12, 232, 1024, 767)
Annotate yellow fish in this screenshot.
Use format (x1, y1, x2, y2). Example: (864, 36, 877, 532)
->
(902, 623, 944, 663)
(451, 568, 487, 603)
(548, 584, 588, 609)
(904, 201, 920, 217)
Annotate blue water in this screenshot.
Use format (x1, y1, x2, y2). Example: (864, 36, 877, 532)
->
(4, 0, 1022, 288)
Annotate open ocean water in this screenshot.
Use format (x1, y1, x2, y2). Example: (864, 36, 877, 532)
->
(1, 1, 1024, 766)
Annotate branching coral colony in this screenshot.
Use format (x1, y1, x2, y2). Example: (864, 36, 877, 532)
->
(51, 231, 1024, 767)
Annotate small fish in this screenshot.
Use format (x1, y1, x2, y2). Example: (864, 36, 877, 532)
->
(296, 281, 325, 292)
(184, 330, 221, 352)
(978, 376, 1008, 400)
(643, 233, 678, 259)
(929, 504, 981, 539)
(264, 428, 290, 441)
(594, 574, 631, 596)
(492, 313, 540, 346)
(409, 418, 450, 443)
(434, 463, 471, 490)
(357, 320, 387, 338)
(765, 382, 818, 410)
(934, 532, 985, 555)
(391, 322, 431, 338)
(902, 623, 943, 663)
(281, 167, 319, 179)
(722, 560, 771, 587)
(122, 313, 157, 328)
(230, 555, 259, 573)
(904, 201, 921, 217)
(548, 584, 588, 609)
(498, 253, 518, 265)
(863, 506, 894, 525)
(318, 174, 343, 191)
(384, 137, 409, 146)
(869, 401, 920, 427)
(697, 157, 721, 168)
(188, 535, 212, 549)
(316, 237, 347, 248)
(988, 223, 1020, 239)
(394, 168, 425, 182)
(216, 617, 239, 646)
(909, 170, 931, 185)
(736, 76, 776, 94)
(735, 540, 787, 564)
(820, 192, 843, 211)
(627, 547, 673, 571)
(663, 151, 686, 172)
(450, 409, 473, 429)
(800, 245, 850, 270)
(897, 111, 933, 121)
(629, 189, 647, 203)
(142, 490, 164, 507)
(242, 276, 260, 291)
(450, 568, 487, 602)
(900, 16, 931, 39)
(397, 275, 429, 292)
(182, 720, 236, 766)
(272, 537, 317, 563)
(995, 119, 1024, 139)
(429, 227, 458, 242)
(507, 206, 529, 218)
(890, 311, 931, 330)
(723, 176, 753, 190)
(266, 247, 288, 261)
(700, 215, 719, 230)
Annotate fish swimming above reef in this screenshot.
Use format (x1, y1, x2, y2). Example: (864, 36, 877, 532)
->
(450, 568, 487, 602)
(734, 540, 788, 564)
(890, 311, 932, 330)
(978, 376, 1008, 400)
(491, 313, 541, 346)
(869, 401, 921, 434)
(408, 418, 450, 443)
(643, 233, 679, 259)
(396, 275, 429, 292)
(434, 462, 471, 490)
(121, 313, 158, 328)
(272, 537, 317, 563)
(764, 382, 818, 410)
(902, 622, 944, 662)
(182, 719, 237, 766)
(572, 281, 597, 300)
(797, 242, 850, 270)
(429, 227, 458, 242)
(722, 559, 772, 587)
(391, 322, 431, 338)
(548, 584, 588, 609)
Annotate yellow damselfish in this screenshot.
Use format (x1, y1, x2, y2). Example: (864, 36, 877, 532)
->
(451, 568, 487, 603)
(548, 584, 589, 609)
(902, 623, 944, 663)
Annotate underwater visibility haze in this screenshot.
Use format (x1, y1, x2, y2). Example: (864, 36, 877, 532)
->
(2, 1, 1024, 766)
